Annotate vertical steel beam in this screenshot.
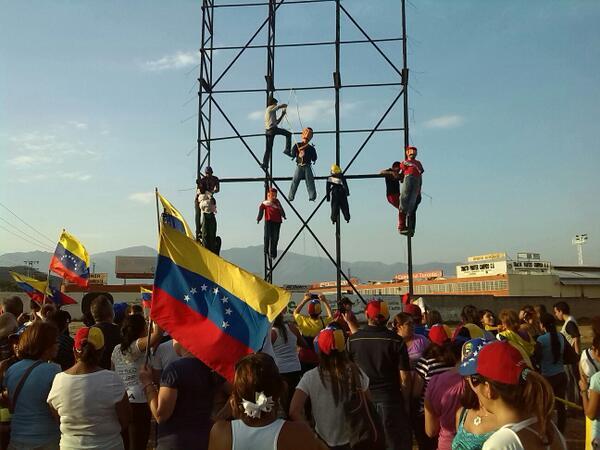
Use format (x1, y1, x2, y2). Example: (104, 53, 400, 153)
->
(401, 0, 414, 297)
(334, 0, 342, 303)
(264, 0, 277, 282)
(197, 0, 215, 239)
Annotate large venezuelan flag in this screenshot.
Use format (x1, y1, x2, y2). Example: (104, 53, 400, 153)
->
(9, 272, 47, 303)
(158, 192, 195, 240)
(151, 224, 290, 380)
(49, 230, 90, 287)
(140, 287, 152, 309)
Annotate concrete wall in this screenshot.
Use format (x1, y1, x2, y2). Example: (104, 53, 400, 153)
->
(4, 291, 599, 324)
(391, 294, 600, 322)
(507, 274, 600, 298)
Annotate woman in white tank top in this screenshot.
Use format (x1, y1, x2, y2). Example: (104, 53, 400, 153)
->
(208, 353, 326, 450)
(271, 314, 306, 411)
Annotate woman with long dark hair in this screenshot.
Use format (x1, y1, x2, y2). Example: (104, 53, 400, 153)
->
(289, 327, 369, 449)
(271, 313, 305, 411)
(208, 353, 326, 450)
(535, 313, 567, 432)
(459, 341, 566, 449)
(111, 314, 161, 450)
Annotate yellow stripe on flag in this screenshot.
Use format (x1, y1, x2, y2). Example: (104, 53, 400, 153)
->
(158, 222, 290, 322)
(158, 192, 195, 240)
(58, 230, 90, 266)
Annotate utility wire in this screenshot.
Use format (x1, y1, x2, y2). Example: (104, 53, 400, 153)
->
(0, 217, 55, 250)
(0, 223, 54, 252)
(0, 202, 56, 245)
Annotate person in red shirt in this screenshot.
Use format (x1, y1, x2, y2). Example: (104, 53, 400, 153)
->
(399, 146, 424, 236)
(257, 188, 286, 259)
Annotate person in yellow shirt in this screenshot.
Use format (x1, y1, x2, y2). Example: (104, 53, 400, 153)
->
(497, 309, 535, 367)
(293, 294, 333, 372)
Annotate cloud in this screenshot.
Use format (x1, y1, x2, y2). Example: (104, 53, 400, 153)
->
(4, 131, 99, 182)
(7, 154, 52, 166)
(143, 50, 201, 72)
(61, 172, 92, 181)
(248, 110, 263, 120)
(247, 100, 359, 123)
(423, 114, 465, 129)
(68, 121, 88, 130)
(128, 192, 155, 204)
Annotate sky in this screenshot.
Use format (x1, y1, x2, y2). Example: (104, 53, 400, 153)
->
(1, 0, 599, 269)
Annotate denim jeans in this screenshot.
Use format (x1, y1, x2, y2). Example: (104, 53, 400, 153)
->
(263, 127, 291, 167)
(264, 221, 281, 258)
(373, 401, 412, 450)
(289, 165, 316, 201)
(400, 175, 421, 232)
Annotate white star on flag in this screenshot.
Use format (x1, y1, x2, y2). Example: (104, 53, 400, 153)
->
(184, 295, 190, 302)
(213, 287, 219, 294)
(222, 321, 229, 329)
(221, 296, 229, 304)
(225, 308, 232, 315)
(201, 284, 208, 291)
(190, 288, 197, 294)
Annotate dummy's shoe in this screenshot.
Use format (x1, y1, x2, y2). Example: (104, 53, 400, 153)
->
(398, 212, 407, 233)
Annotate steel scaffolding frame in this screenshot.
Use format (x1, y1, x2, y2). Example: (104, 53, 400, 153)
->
(195, 0, 414, 303)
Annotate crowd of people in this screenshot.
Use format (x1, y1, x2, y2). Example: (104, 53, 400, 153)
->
(0, 292, 599, 450)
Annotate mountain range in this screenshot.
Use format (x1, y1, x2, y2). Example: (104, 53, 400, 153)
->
(0, 246, 459, 285)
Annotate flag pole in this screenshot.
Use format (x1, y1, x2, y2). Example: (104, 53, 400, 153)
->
(145, 188, 161, 364)
(44, 230, 61, 307)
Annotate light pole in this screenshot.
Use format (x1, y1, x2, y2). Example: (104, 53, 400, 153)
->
(572, 234, 588, 266)
(23, 260, 39, 278)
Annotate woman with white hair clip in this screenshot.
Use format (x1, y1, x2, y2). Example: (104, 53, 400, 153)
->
(208, 353, 326, 450)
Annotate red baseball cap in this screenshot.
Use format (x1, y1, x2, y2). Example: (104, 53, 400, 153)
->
(74, 327, 104, 352)
(459, 340, 527, 385)
(428, 324, 450, 346)
(315, 328, 345, 355)
(403, 303, 422, 320)
(365, 300, 389, 320)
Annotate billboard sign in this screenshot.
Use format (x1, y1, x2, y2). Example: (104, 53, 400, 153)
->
(393, 270, 443, 282)
(89, 273, 108, 285)
(115, 256, 156, 279)
(467, 252, 506, 262)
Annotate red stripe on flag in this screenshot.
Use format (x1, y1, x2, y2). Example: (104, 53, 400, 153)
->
(150, 287, 253, 381)
(49, 255, 89, 287)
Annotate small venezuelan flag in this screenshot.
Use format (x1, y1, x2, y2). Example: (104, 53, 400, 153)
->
(10, 272, 47, 303)
(49, 230, 90, 287)
(47, 287, 77, 306)
(151, 223, 290, 381)
(158, 192, 195, 240)
(141, 287, 152, 309)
